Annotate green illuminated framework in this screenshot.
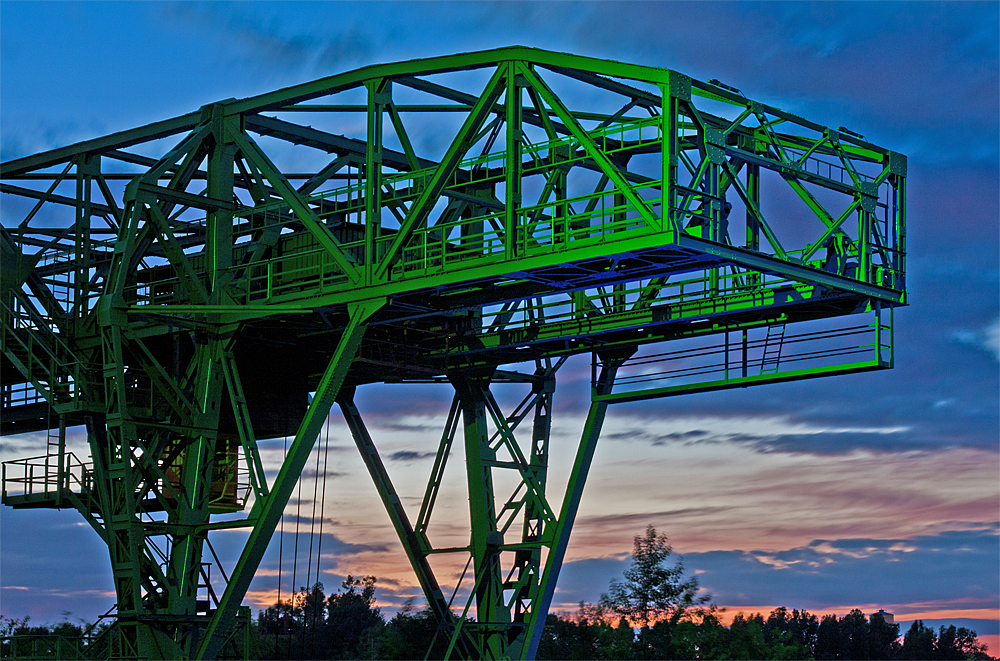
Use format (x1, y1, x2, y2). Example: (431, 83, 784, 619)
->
(0, 47, 906, 660)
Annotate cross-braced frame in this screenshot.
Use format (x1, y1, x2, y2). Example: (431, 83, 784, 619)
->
(1, 47, 905, 660)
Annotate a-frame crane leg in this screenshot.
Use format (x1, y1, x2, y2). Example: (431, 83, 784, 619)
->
(197, 298, 385, 660)
(338, 391, 475, 659)
(340, 350, 631, 660)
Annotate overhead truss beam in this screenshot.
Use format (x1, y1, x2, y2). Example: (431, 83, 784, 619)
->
(1, 46, 906, 661)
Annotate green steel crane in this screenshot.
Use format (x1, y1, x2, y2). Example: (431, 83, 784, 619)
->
(0, 47, 906, 660)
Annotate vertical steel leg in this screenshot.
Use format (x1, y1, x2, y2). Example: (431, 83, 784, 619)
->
(524, 350, 631, 659)
(198, 298, 384, 660)
(451, 372, 508, 658)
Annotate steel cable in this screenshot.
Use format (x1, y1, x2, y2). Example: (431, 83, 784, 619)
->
(303, 414, 323, 659)
(276, 435, 287, 655)
(312, 415, 332, 657)
(290, 447, 304, 655)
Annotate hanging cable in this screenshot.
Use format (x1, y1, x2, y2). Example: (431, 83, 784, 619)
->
(315, 416, 331, 582)
(303, 413, 323, 659)
(305, 447, 320, 589)
(290, 442, 305, 652)
(311, 414, 332, 657)
(276, 435, 287, 654)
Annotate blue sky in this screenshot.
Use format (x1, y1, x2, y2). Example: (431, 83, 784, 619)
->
(1, 0, 997, 651)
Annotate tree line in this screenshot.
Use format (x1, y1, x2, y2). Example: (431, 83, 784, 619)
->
(536, 604, 990, 660)
(1, 526, 992, 659)
(242, 526, 990, 660)
(532, 526, 992, 660)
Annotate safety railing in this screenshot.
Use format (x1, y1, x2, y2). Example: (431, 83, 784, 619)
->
(0, 606, 142, 660)
(476, 266, 801, 336)
(118, 107, 903, 309)
(1, 451, 93, 502)
(0, 298, 82, 410)
(592, 310, 892, 402)
(0, 633, 89, 660)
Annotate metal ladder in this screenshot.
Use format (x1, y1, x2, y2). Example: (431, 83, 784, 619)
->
(759, 324, 786, 375)
(44, 407, 66, 498)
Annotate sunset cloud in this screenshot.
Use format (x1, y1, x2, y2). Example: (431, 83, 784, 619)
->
(552, 526, 999, 643)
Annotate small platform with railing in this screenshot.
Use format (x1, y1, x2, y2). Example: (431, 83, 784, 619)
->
(1, 450, 94, 510)
(594, 309, 892, 402)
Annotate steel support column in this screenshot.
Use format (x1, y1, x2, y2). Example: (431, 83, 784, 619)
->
(337, 391, 471, 658)
(198, 297, 384, 660)
(451, 371, 508, 658)
(338, 357, 625, 660)
(524, 348, 633, 659)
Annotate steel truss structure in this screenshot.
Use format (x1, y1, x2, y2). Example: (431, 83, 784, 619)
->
(1, 47, 906, 660)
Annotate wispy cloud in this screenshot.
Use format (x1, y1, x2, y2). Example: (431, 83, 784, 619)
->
(552, 525, 999, 620)
(387, 450, 436, 463)
(1, 118, 108, 161)
(564, 2, 999, 166)
(691, 527, 1000, 610)
(953, 316, 1000, 362)
(156, 2, 374, 76)
(599, 413, 913, 456)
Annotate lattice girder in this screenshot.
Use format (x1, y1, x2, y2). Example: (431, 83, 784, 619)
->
(1, 47, 906, 660)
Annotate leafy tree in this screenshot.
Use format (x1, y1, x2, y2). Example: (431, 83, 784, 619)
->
(537, 605, 997, 661)
(653, 618, 699, 660)
(537, 603, 639, 660)
(377, 602, 451, 660)
(598, 525, 711, 632)
(839, 608, 871, 660)
(901, 619, 937, 660)
(936, 624, 991, 660)
(0, 615, 30, 641)
(537, 612, 591, 660)
(728, 612, 771, 659)
(640, 617, 676, 659)
(603, 617, 642, 659)
(693, 612, 731, 660)
(814, 613, 843, 660)
(256, 595, 299, 659)
(635, 609, 731, 660)
(253, 575, 385, 659)
(867, 610, 901, 660)
(323, 575, 384, 658)
(765, 607, 819, 659)
(936, 624, 968, 661)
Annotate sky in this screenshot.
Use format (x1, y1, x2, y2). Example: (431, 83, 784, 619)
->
(1, 0, 998, 653)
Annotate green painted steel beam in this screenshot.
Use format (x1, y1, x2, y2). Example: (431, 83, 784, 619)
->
(596, 358, 889, 404)
(520, 64, 662, 234)
(374, 65, 508, 281)
(222, 47, 675, 117)
(0, 112, 201, 177)
(197, 298, 383, 660)
(523, 349, 632, 659)
(338, 393, 470, 657)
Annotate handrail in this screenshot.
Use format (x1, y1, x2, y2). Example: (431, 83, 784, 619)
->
(1, 451, 92, 500)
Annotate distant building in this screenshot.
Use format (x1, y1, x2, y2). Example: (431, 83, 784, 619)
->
(872, 609, 894, 624)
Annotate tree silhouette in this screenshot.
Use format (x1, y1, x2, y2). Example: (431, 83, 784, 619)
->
(902, 620, 937, 660)
(867, 610, 900, 659)
(594, 524, 714, 658)
(599, 525, 711, 630)
(323, 575, 383, 658)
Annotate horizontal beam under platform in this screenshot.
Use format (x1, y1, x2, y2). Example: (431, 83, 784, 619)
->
(595, 358, 890, 403)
